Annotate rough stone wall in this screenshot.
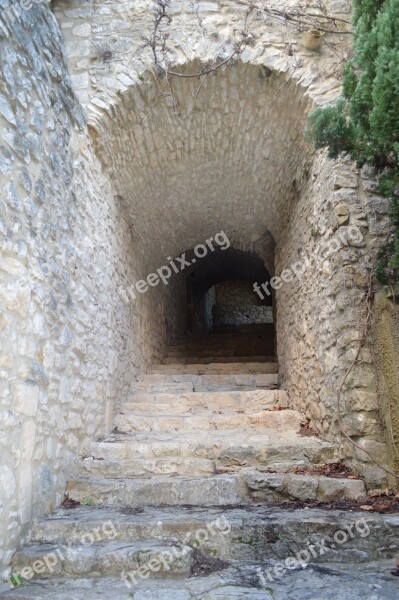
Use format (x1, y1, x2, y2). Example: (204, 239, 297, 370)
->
(51, 0, 351, 115)
(0, 0, 184, 576)
(49, 0, 392, 485)
(213, 280, 273, 327)
(0, 0, 394, 578)
(373, 291, 399, 488)
(188, 286, 215, 335)
(275, 153, 392, 486)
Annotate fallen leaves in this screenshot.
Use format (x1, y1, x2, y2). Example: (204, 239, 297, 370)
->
(60, 496, 80, 509)
(358, 488, 397, 512)
(359, 503, 390, 511)
(299, 423, 320, 437)
(289, 462, 357, 479)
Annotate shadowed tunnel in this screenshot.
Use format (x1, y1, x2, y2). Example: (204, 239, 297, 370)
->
(183, 246, 275, 356)
(90, 61, 313, 365)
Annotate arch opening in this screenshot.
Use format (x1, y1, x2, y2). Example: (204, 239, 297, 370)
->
(92, 61, 314, 367)
(184, 246, 275, 357)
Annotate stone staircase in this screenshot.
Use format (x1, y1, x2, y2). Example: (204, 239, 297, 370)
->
(1, 330, 399, 599)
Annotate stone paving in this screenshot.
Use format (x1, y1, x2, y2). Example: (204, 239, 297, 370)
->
(1, 334, 398, 598)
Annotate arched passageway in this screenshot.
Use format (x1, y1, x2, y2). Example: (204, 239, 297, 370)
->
(1, 2, 392, 580)
(91, 61, 313, 369)
(184, 246, 275, 359)
(88, 58, 385, 484)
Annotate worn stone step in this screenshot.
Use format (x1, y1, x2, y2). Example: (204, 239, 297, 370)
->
(88, 431, 341, 467)
(131, 381, 196, 393)
(169, 337, 268, 345)
(114, 409, 303, 434)
(81, 456, 216, 478)
(179, 325, 272, 338)
(67, 474, 242, 508)
(171, 333, 269, 343)
(124, 390, 288, 414)
(66, 471, 366, 508)
(166, 347, 269, 358)
(168, 337, 271, 347)
(2, 561, 398, 599)
(149, 362, 278, 375)
(132, 373, 278, 393)
(166, 346, 268, 355)
(11, 540, 194, 580)
(29, 505, 399, 564)
(161, 356, 275, 365)
(140, 373, 279, 384)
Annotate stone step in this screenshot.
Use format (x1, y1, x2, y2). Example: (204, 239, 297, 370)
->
(139, 373, 280, 384)
(124, 390, 288, 414)
(175, 331, 272, 343)
(132, 373, 278, 393)
(11, 540, 194, 580)
(170, 342, 267, 352)
(169, 336, 268, 344)
(2, 561, 398, 599)
(172, 332, 269, 341)
(114, 409, 303, 434)
(88, 431, 341, 467)
(82, 456, 216, 478)
(131, 381, 196, 393)
(29, 505, 399, 564)
(66, 471, 366, 508)
(149, 362, 279, 375)
(166, 347, 270, 358)
(162, 356, 275, 365)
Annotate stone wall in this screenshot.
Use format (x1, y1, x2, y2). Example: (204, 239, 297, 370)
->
(0, 0, 184, 576)
(373, 290, 399, 488)
(213, 280, 273, 328)
(0, 0, 395, 579)
(49, 0, 393, 482)
(275, 153, 391, 486)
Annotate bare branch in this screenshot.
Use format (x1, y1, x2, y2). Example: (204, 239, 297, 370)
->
(140, 0, 352, 112)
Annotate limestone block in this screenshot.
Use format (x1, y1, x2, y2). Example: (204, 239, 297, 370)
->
(334, 203, 349, 226)
(11, 382, 39, 417)
(18, 421, 37, 525)
(317, 477, 366, 500)
(0, 465, 16, 500)
(347, 391, 379, 412)
(72, 23, 91, 37)
(245, 472, 284, 493)
(285, 474, 318, 500)
(353, 439, 388, 464)
(332, 171, 358, 189)
(355, 464, 388, 487)
(342, 412, 381, 436)
(0, 354, 14, 368)
(0, 257, 27, 277)
(6, 285, 31, 316)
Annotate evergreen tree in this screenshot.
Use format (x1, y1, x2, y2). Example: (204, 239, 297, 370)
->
(307, 0, 399, 284)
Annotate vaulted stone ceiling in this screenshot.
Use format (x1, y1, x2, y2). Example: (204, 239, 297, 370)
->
(92, 62, 314, 273)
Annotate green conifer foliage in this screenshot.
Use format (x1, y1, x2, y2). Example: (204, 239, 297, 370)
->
(307, 0, 399, 284)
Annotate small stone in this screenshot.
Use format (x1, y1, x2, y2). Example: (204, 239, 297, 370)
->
(0, 95, 16, 125)
(10, 381, 39, 417)
(0, 465, 16, 499)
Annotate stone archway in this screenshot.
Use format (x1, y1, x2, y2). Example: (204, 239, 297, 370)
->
(89, 61, 313, 362)
(0, 0, 395, 588)
(85, 59, 387, 484)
